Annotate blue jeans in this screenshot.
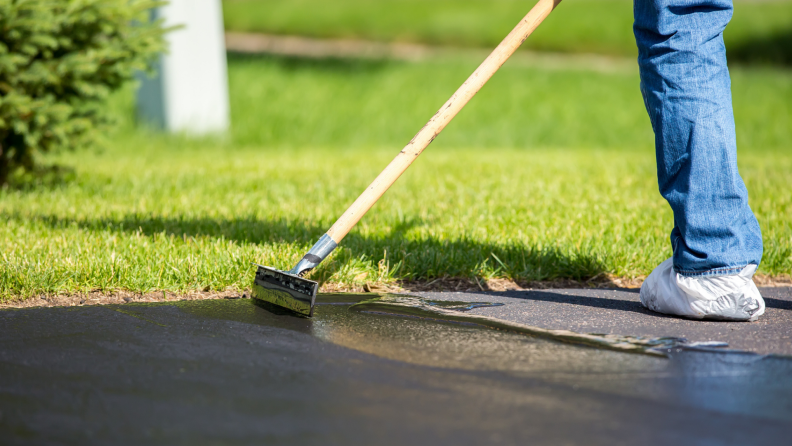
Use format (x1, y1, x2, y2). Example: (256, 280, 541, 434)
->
(633, 0, 763, 277)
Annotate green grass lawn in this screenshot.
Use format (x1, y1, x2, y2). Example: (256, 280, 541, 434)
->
(1, 54, 790, 300)
(222, 0, 792, 65)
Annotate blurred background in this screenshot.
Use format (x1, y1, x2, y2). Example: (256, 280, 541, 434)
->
(212, 0, 792, 151)
(2, 0, 790, 298)
(223, 0, 792, 65)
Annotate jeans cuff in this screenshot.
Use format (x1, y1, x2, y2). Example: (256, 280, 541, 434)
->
(673, 264, 754, 278)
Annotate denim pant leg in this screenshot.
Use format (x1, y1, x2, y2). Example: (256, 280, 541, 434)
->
(633, 0, 762, 277)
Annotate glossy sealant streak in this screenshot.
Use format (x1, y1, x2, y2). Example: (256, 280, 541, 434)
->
(308, 294, 792, 422)
(310, 295, 669, 374)
(347, 294, 688, 356)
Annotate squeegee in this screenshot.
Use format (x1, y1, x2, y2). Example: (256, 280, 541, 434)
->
(252, 0, 562, 316)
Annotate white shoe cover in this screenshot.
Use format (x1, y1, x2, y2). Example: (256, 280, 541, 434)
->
(640, 258, 765, 321)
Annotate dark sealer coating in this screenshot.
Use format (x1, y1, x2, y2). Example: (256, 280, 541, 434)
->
(0, 293, 790, 445)
(413, 287, 792, 355)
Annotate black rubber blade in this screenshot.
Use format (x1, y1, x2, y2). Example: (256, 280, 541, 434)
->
(251, 265, 318, 317)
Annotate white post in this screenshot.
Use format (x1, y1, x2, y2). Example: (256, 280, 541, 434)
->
(136, 0, 230, 135)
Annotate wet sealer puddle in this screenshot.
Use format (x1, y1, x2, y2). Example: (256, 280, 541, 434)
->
(348, 294, 690, 356)
(1, 293, 791, 444)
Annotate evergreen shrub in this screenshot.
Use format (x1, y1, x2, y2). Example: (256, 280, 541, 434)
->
(0, 0, 166, 184)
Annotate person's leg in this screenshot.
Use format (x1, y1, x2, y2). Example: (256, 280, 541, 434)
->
(633, 0, 764, 320)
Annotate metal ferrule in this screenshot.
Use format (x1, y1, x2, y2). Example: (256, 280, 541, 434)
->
(289, 234, 338, 276)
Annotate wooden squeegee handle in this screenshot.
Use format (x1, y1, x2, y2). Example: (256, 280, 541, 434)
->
(326, 0, 562, 243)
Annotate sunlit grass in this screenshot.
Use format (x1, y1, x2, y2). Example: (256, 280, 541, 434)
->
(1, 54, 790, 300)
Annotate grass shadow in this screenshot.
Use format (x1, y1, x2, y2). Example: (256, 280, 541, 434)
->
(14, 212, 618, 286)
(729, 29, 792, 66)
(491, 289, 652, 316)
(4, 164, 76, 191)
(492, 289, 791, 316)
(227, 51, 398, 74)
(764, 298, 792, 311)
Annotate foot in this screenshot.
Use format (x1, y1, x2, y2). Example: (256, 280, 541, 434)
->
(640, 258, 765, 321)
